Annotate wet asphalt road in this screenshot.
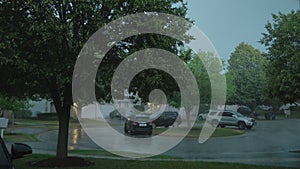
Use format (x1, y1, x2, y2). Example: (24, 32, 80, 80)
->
(164, 119, 300, 167)
(7, 118, 300, 168)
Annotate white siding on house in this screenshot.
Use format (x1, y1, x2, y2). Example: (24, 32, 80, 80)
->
(29, 99, 56, 117)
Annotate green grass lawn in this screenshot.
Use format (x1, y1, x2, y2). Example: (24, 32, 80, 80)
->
(257, 112, 300, 120)
(14, 118, 59, 125)
(13, 154, 299, 169)
(255, 107, 300, 120)
(12, 118, 122, 129)
(69, 149, 181, 159)
(290, 111, 300, 118)
(11, 118, 60, 130)
(11, 118, 81, 130)
(153, 127, 245, 138)
(211, 128, 245, 137)
(78, 118, 123, 127)
(289, 150, 300, 153)
(3, 132, 38, 142)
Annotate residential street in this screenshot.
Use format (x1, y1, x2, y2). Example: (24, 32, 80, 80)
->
(5, 118, 300, 168)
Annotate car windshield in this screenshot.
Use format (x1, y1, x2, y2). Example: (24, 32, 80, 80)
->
(164, 112, 177, 116)
(202, 110, 209, 114)
(149, 111, 166, 119)
(235, 112, 244, 117)
(208, 111, 218, 116)
(136, 117, 150, 121)
(130, 115, 151, 122)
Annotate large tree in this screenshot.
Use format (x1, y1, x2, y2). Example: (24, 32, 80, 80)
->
(188, 51, 225, 105)
(260, 10, 300, 103)
(226, 42, 267, 110)
(0, 0, 190, 159)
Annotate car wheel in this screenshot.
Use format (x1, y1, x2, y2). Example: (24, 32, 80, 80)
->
(238, 122, 246, 130)
(220, 125, 225, 128)
(124, 126, 128, 133)
(246, 126, 253, 130)
(148, 131, 152, 136)
(198, 116, 203, 120)
(164, 125, 169, 128)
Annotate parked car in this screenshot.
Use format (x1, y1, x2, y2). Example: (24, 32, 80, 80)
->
(198, 110, 209, 120)
(109, 110, 123, 119)
(198, 110, 219, 120)
(206, 110, 256, 130)
(237, 106, 258, 118)
(124, 115, 153, 135)
(0, 137, 32, 169)
(150, 111, 180, 128)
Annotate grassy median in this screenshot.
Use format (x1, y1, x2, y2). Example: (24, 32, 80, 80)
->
(13, 154, 299, 169)
(69, 149, 181, 159)
(3, 132, 38, 142)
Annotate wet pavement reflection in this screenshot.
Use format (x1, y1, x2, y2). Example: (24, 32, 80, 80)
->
(5, 118, 300, 168)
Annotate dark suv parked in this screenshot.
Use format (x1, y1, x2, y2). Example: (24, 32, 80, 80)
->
(109, 110, 122, 119)
(0, 137, 32, 169)
(124, 115, 153, 135)
(151, 111, 180, 128)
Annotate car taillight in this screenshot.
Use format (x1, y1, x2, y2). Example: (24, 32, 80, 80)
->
(132, 122, 137, 125)
(149, 122, 153, 125)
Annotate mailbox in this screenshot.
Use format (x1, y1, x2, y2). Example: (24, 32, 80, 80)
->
(0, 118, 8, 129)
(0, 118, 8, 138)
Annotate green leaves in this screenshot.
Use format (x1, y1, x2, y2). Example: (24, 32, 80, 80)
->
(0, 0, 191, 159)
(260, 10, 300, 103)
(227, 43, 267, 109)
(188, 51, 224, 104)
(0, 96, 31, 113)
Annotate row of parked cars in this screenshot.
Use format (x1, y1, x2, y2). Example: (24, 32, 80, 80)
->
(110, 107, 256, 136)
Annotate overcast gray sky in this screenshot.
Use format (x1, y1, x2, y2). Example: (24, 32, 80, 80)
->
(186, 0, 299, 60)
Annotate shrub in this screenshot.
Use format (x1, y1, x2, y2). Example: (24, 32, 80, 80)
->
(36, 112, 57, 120)
(14, 110, 32, 119)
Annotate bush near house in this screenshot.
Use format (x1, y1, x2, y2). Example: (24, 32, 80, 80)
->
(36, 112, 57, 120)
(14, 110, 32, 119)
(290, 106, 300, 118)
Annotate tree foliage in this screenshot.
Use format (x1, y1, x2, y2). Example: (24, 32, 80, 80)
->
(188, 51, 225, 105)
(0, 0, 190, 159)
(226, 42, 267, 109)
(0, 96, 31, 117)
(260, 10, 300, 103)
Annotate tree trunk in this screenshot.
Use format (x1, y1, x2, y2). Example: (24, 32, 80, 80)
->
(56, 107, 71, 159)
(48, 79, 73, 159)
